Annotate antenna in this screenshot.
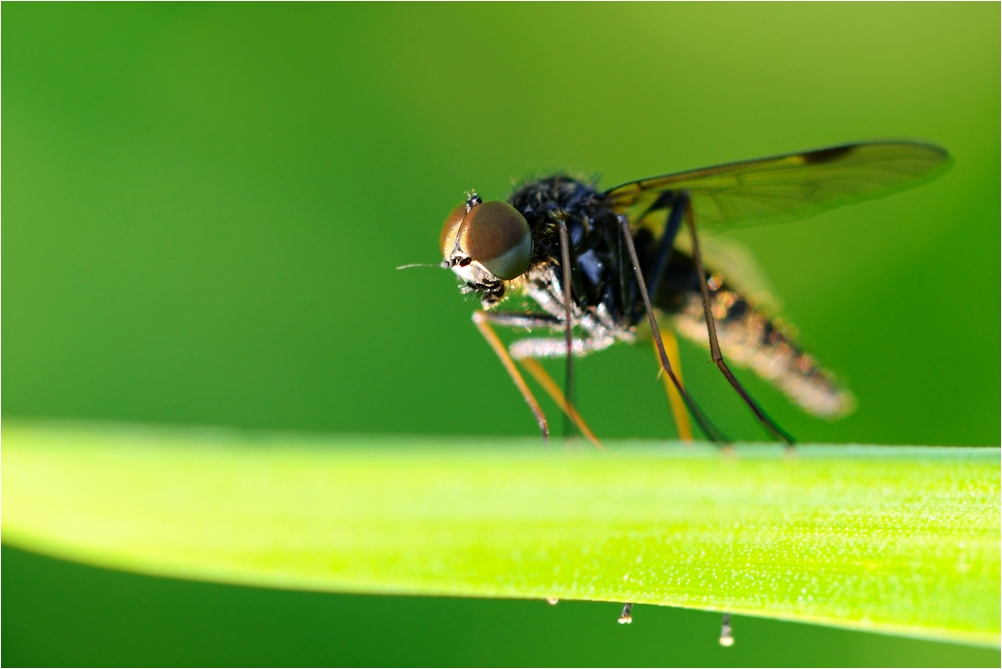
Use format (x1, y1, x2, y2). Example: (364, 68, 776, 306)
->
(396, 262, 448, 270)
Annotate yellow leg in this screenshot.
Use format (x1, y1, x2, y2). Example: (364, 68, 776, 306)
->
(518, 358, 604, 451)
(473, 312, 549, 441)
(653, 329, 693, 441)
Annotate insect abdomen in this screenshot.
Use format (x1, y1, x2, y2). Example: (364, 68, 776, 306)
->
(669, 287, 856, 419)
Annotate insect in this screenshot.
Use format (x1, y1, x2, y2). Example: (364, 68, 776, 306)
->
(435, 141, 949, 448)
(429, 141, 949, 640)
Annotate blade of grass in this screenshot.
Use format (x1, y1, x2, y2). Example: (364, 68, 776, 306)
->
(2, 420, 998, 647)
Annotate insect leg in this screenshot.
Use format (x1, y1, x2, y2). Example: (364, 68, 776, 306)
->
(478, 312, 604, 448)
(518, 358, 603, 450)
(683, 199, 796, 446)
(639, 193, 694, 440)
(618, 215, 728, 443)
(508, 335, 615, 359)
(645, 191, 688, 303)
(625, 191, 698, 440)
(653, 328, 693, 441)
(475, 312, 561, 329)
(509, 334, 612, 450)
(555, 218, 577, 440)
(472, 311, 549, 442)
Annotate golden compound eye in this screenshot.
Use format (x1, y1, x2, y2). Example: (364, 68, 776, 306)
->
(460, 201, 532, 280)
(440, 203, 468, 258)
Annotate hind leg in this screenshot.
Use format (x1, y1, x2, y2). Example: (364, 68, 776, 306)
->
(618, 215, 728, 443)
(682, 198, 795, 446)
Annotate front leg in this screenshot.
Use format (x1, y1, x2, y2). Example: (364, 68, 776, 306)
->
(475, 311, 616, 359)
(475, 311, 606, 449)
(472, 311, 550, 442)
(508, 335, 612, 450)
(509, 335, 615, 360)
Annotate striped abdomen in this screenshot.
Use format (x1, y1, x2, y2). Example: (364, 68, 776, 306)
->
(656, 255, 855, 418)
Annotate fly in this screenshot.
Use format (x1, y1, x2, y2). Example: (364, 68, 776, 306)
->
(434, 141, 949, 448)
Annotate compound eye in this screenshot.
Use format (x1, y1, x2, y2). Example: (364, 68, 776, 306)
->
(440, 203, 468, 258)
(460, 201, 532, 280)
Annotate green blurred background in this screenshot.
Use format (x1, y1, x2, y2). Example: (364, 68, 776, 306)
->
(3, 3, 999, 666)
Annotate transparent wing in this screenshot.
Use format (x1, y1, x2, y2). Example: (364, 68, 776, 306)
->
(604, 141, 950, 233)
(673, 231, 782, 317)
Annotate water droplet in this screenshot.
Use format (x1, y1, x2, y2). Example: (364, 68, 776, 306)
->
(719, 614, 734, 647)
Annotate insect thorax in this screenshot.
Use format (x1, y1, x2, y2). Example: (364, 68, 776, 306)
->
(507, 175, 634, 326)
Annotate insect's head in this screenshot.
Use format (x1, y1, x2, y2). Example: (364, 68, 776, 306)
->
(440, 192, 533, 304)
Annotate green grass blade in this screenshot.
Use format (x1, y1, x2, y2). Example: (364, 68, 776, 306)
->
(2, 421, 998, 647)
